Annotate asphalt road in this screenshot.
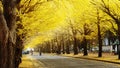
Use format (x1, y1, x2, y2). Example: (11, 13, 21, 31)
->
(30, 54, 120, 68)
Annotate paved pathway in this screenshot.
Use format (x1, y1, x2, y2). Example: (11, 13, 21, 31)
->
(19, 53, 120, 68)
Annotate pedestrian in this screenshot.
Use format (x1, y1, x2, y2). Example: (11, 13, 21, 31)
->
(30, 49, 33, 55)
(39, 48, 42, 56)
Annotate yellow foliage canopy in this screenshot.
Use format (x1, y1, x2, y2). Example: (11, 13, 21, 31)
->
(18, 0, 118, 48)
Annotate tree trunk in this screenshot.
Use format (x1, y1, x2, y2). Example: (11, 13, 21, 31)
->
(51, 44, 54, 53)
(73, 37, 78, 55)
(117, 24, 120, 59)
(0, 10, 9, 68)
(15, 35, 23, 68)
(46, 42, 51, 53)
(0, 0, 20, 67)
(62, 42, 65, 54)
(83, 37, 88, 56)
(2, 0, 18, 68)
(57, 45, 61, 54)
(83, 24, 88, 56)
(66, 40, 70, 54)
(98, 22, 102, 57)
(66, 45, 70, 54)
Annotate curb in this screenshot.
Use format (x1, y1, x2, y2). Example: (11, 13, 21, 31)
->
(63, 55, 120, 64)
(75, 57, 120, 64)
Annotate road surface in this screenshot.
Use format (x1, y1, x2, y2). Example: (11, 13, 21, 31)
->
(27, 54, 120, 68)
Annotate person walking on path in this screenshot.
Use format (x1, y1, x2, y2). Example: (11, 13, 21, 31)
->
(30, 49, 33, 55)
(39, 47, 42, 56)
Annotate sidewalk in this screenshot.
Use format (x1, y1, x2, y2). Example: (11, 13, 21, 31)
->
(19, 55, 35, 68)
(19, 52, 56, 68)
(61, 52, 120, 64)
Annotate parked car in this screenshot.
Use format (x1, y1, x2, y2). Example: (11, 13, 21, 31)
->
(22, 50, 29, 54)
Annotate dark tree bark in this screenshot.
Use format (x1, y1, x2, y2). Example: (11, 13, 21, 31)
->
(83, 24, 88, 56)
(68, 21, 78, 55)
(83, 37, 88, 56)
(45, 42, 51, 53)
(15, 35, 23, 68)
(97, 21, 102, 57)
(66, 45, 70, 54)
(117, 24, 120, 59)
(57, 43, 61, 54)
(56, 46, 60, 54)
(72, 28, 78, 55)
(66, 40, 70, 54)
(96, 10, 102, 57)
(73, 37, 78, 55)
(3, 0, 17, 67)
(62, 41, 65, 54)
(0, 0, 21, 68)
(51, 40, 55, 53)
(0, 9, 9, 68)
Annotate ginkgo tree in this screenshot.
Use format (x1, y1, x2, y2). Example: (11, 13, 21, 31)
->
(18, 0, 72, 49)
(91, 0, 120, 59)
(13, 0, 120, 64)
(0, 0, 21, 68)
